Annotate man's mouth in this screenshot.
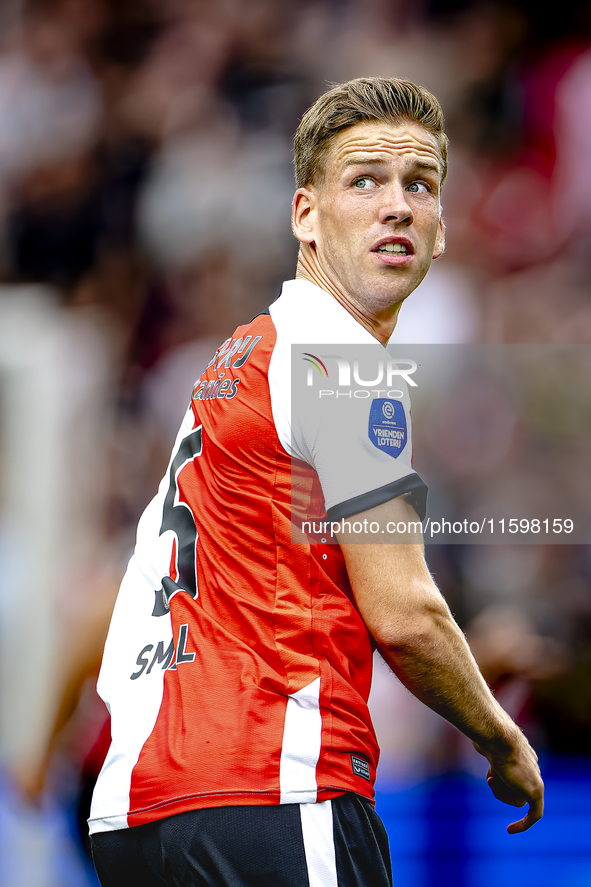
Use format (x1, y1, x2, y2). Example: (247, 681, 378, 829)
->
(375, 242, 410, 255)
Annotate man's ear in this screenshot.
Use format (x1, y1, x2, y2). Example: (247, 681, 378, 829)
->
(433, 214, 446, 259)
(292, 188, 316, 244)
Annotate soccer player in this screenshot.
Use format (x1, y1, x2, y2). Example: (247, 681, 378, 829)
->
(89, 78, 544, 887)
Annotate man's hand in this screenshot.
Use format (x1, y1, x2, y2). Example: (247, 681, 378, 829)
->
(473, 735, 544, 833)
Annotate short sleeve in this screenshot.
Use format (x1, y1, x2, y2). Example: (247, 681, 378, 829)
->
(267, 283, 428, 523)
(289, 349, 428, 522)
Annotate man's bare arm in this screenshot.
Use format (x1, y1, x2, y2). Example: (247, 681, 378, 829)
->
(337, 495, 544, 833)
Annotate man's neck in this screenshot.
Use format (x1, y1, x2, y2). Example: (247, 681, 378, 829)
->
(294, 246, 401, 345)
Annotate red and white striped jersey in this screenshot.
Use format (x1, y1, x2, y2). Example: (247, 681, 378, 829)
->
(89, 279, 427, 834)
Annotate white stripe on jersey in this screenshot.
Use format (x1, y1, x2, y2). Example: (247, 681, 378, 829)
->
(300, 799, 338, 887)
(279, 677, 322, 804)
(89, 409, 200, 835)
(89, 557, 174, 833)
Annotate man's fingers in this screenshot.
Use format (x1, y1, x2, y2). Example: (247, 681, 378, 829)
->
(487, 774, 527, 807)
(481, 732, 544, 833)
(506, 794, 544, 834)
(507, 816, 529, 835)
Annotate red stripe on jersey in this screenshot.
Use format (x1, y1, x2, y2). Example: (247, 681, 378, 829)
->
(169, 537, 178, 583)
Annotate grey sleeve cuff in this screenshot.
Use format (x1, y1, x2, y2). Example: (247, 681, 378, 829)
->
(326, 473, 428, 523)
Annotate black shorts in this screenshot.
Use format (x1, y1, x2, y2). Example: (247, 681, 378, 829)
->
(91, 793, 393, 887)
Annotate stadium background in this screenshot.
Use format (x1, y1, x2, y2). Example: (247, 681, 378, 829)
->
(0, 0, 589, 884)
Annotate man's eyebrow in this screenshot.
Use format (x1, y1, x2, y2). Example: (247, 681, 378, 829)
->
(414, 161, 441, 175)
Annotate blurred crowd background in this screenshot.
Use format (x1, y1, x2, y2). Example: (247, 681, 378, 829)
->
(0, 0, 590, 884)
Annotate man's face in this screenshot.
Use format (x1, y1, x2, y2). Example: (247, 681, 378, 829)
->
(294, 120, 445, 314)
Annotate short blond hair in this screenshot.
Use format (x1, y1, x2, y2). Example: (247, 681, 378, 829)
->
(294, 77, 448, 189)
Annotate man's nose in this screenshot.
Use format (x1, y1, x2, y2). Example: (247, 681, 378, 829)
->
(378, 184, 413, 225)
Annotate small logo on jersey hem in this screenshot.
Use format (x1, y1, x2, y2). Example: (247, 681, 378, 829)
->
(350, 754, 371, 781)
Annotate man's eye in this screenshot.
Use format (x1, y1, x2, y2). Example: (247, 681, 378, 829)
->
(353, 177, 378, 190)
(407, 181, 430, 193)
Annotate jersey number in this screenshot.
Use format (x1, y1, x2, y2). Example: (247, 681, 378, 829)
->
(152, 425, 203, 616)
